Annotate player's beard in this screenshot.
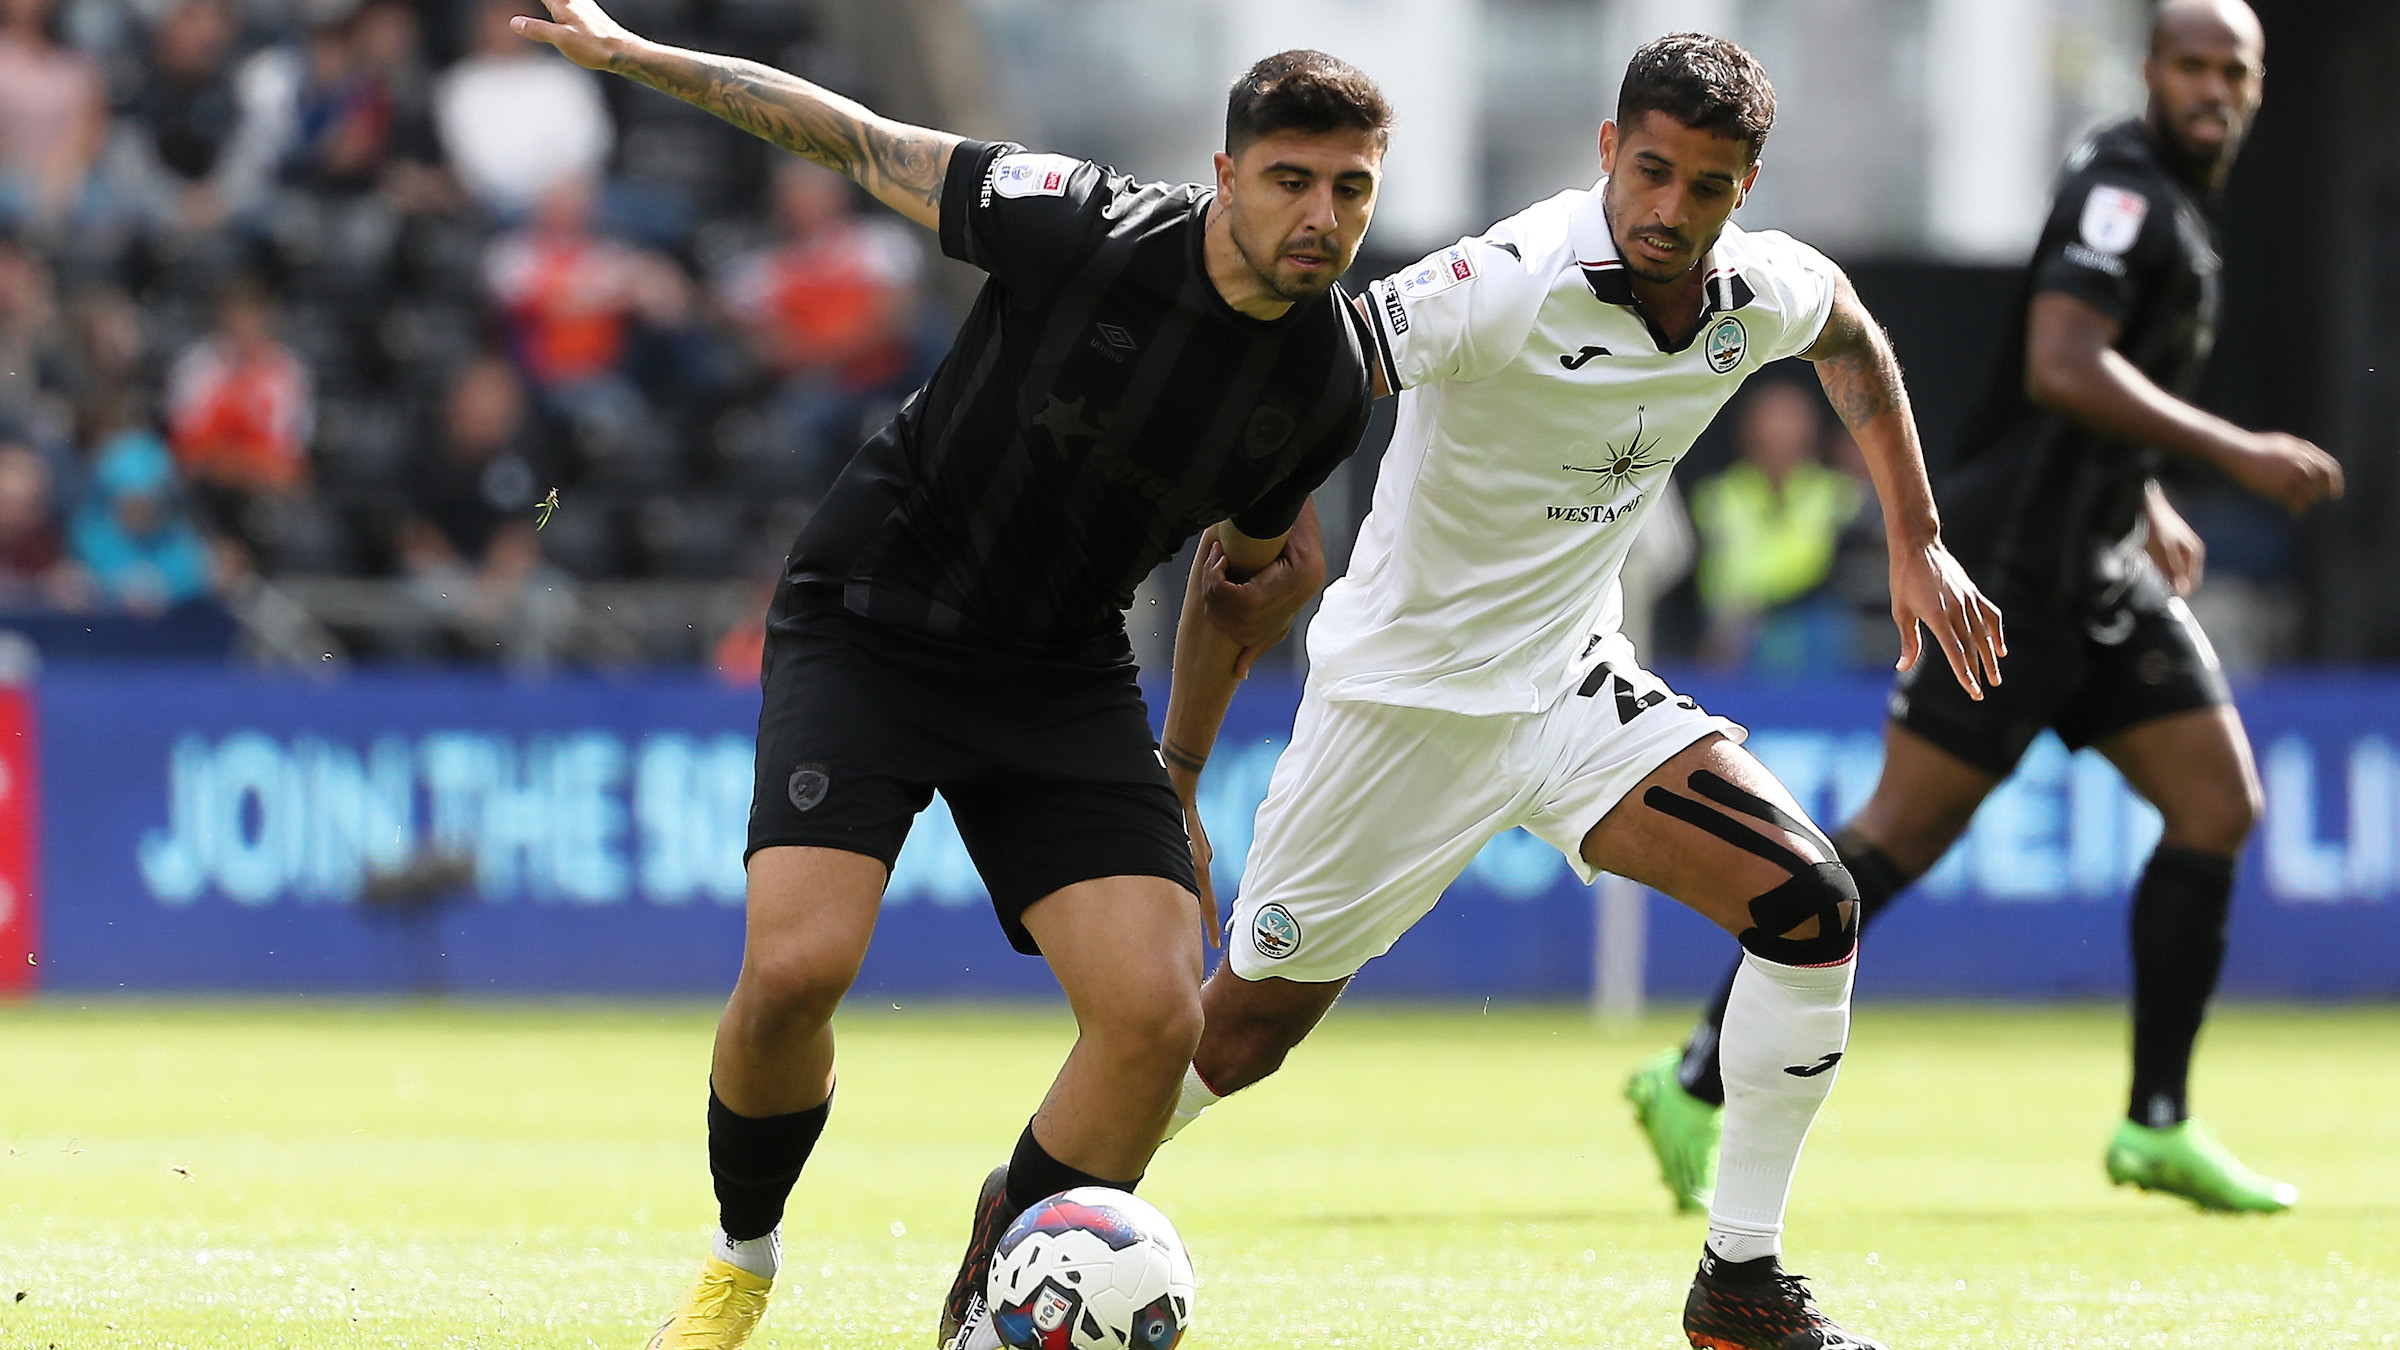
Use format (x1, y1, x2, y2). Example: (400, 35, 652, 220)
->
(1616, 223, 1713, 284)
(2149, 103, 2240, 186)
(1233, 218, 1343, 302)
(1599, 196, 1717, 285)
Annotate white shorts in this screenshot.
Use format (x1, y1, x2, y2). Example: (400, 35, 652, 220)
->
(1227, 633, 1742, 983)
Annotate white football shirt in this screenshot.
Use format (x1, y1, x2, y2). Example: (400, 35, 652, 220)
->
(1309, 178, 1840, 715)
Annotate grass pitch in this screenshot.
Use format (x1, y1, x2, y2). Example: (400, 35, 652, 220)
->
(2, 999, 2395, 1349)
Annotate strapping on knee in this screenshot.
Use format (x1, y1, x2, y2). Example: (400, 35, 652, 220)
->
(1641, 771, 1857, 967)
(1737, 862, 1859, 966)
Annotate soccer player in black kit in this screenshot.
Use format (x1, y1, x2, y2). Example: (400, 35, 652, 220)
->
(514, 3, 1385, 1347)
(1631, 0, 2343, 1219)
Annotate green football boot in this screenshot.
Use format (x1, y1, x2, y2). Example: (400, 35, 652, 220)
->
(2105, 1118, 2298, 1213)
(1625, 1048, 1721, 1214)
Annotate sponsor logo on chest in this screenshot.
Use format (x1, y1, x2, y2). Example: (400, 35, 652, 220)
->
(1546, 405, 1669, 525)
(1545, 496, 1645, 526)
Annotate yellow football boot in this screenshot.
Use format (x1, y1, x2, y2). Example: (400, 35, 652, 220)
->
(643, 1257, 773, 1350)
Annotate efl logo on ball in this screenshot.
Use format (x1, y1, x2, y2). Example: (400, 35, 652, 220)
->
(1251, 903, 1301, 959)
(988, 1188, 1193, 1350)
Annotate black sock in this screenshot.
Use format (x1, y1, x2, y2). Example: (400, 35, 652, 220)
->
(709, 1085, 832, 1242)
(1005, 1123, 1136, 1214)
(1677, 828, 1911, 1108)
(1676, 970, 1738, 1107)
(2127, 845, 2236, 1127)
(1832, 828, 1910, 933)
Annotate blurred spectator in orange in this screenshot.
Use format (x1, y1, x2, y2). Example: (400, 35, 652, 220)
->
(0, 0, 108, 233)
(114, 0, 291, 235)
(396, 356, 573, 666)
(166, 277, 312, 507)
(434, 0, 612, 218)
(70, 426, 217, 614)
(722, 160, 922, 389)
(486, 173, 687, 408)
(711, 570, 776, 687)
(718, 159, 924, 488)
(0, 434, 81, 605)
(1690, 381, 1862, 673)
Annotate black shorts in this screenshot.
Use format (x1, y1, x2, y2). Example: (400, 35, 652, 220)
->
(1889, 569, 2232, 777)
(746, 584, 1196, 955)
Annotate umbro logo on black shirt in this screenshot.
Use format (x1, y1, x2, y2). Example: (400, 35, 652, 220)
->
(1090, 322, 1139, 362)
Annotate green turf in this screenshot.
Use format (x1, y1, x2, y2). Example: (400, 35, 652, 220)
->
(3, 1000, 2394, 1348)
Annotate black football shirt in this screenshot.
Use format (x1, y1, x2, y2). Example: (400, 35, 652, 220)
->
(787, 139, 1375, 652)
(1941, 119, 2222, 615)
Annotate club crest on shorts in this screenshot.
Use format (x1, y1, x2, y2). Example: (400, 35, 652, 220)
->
(1703, 315, 1747, 374)
(787, 763, 831, 812)
(1251, 903, 1301, 960)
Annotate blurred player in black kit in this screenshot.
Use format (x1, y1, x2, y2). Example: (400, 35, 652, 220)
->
(514, 2, 1385, 1346)
(1632, 0, 2340, 1218)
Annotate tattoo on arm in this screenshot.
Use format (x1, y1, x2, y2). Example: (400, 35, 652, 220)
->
(1809, 294, 1903, 430)
(1806, 273, 1941, 545)
(1160, 741, 1209, 775)
(607, 45, 955, 218)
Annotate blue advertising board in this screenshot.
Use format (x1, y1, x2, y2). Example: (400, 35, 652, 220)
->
(31, 667, 2400, 999)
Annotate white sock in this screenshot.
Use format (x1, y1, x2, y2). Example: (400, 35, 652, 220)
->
(1159, 1064, 1223, 1142)
(713, 1225, 781, 1280)
(1706, 949, 1854, 1265)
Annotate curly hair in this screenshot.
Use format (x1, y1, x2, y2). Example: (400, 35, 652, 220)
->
(1616, 33, 1776, 161)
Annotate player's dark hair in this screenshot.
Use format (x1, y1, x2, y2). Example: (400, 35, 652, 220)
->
(1615, 33, 1776, 162)
(1225, 50, 1393, 158)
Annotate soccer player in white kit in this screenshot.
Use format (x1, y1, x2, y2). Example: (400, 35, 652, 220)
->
(1158, 35, 2004, 1350)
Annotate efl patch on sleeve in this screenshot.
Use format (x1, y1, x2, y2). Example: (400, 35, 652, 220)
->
(1396, 244, 1477, 299)
(988, 152, 1080, 200)
(2078, 185, 2150, 256)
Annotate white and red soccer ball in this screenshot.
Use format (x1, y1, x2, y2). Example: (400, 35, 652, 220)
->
(986, 1187, 1194, 1350)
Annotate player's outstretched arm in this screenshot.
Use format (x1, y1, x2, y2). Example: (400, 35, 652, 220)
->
(1159, 515, 1319, 945)
(1802, 270, 2006, 699)
(512, 0, 959, 230)
(2026, 291, 2343, 514)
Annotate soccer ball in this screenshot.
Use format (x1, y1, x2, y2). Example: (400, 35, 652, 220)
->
(985, 1186, 1194, 1350)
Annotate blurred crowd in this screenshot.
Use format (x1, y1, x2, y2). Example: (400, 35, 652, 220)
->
(1683, 379, 1892, 676)
(0, 0, 937, 659)
(1610, 376, 1893, 680)
(0, 0, 2164, 679)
